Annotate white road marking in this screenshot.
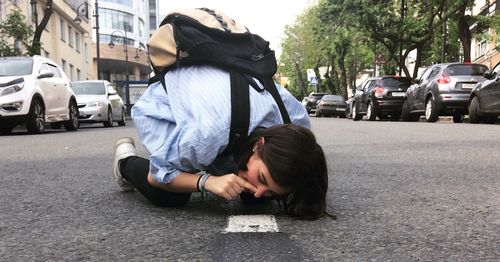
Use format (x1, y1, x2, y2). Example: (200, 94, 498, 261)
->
(224, 215, 279, 233)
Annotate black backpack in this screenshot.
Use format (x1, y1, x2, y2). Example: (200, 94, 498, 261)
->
(147, 8, 291, 155)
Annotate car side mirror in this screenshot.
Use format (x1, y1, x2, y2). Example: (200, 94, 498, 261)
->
(38, 70, 54, 79)
(483, 70, 496, 80)
(356, 85, 362, 91)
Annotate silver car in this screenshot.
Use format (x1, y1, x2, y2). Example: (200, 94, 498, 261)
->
(72, 80, 126, 127)
(403, 63, 488, 123)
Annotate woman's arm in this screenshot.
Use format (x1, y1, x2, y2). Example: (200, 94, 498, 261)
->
(147, 172, 257, 200)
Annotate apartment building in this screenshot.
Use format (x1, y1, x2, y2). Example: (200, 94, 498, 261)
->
(0, 0, 95, 80)
(0, 0, 157, 82)
(471, 0, 500, 68)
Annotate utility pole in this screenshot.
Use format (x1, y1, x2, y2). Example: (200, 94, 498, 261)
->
(399, 0, 406, 76)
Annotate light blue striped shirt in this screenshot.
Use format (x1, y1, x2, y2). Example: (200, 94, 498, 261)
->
(132, 65, 310, 184)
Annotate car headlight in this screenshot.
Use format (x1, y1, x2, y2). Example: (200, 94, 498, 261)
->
(0, 83, 24, 97)
(87, 101, 103, 107)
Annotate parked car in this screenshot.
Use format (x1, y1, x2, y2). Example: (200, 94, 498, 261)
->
(402, 62, 488, 123)
(303, 92, 327, 114)
(315, 94, 347, 117)
(0, 56, 78, 134)
(352, 76, 411, 121)
(72, 80, 126, 127)
(468, 62, 500, 124)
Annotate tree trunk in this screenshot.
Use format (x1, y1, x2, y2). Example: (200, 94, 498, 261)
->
(295, 62, 308, 97)
(457, 2, 471, 62)
(30, 0, 53, 55)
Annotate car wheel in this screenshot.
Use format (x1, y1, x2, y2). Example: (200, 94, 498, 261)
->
(352, 103, 362, 121)
(401, 99, 419, 122)
(103, 108, 113, 127)
(468, 96, 481, 124)
(118, 109, 126, 126)
(50, 123, 62, 129)
(63, 101, 79, 131)
(345, 106, 351, 119)
(26, 98, 45, 134)
(367, 101, 377, 121)
(453, 114, 464, 123)
(0, 123, 16, 135)
(424, 96, 439, 122)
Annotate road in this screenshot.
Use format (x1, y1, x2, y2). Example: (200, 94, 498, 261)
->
(1, 119, 499, 261)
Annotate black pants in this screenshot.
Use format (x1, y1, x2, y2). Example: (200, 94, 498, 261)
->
(119, 156, 191, 207)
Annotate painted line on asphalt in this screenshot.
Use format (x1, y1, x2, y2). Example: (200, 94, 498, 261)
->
(224, 215, 279, 233)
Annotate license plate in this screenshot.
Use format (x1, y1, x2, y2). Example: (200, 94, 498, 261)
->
(391, 92, 406, 97)
(336, 108, 346, 111)
(462, 83, 475, 89)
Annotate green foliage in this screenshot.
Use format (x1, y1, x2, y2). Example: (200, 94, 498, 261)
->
(279, 0, 493, 94)
(0, 10, 34, 56)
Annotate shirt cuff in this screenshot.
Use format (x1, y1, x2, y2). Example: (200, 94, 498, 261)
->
(150, 164, 182, 184)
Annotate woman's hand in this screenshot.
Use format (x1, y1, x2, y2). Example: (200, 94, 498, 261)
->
(204, 174, 258, 200)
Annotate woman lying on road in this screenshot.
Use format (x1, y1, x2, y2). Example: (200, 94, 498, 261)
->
(112, 67, 329, 220)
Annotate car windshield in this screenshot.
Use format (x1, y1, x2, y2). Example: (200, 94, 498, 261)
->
(0, 59, 33, 76)
(72, 82, 106, 95)
(445, 64, 488, 76)
(322, 95, 344, 102)
(380, 77, 412, 87)
(310, 93, 326, 99)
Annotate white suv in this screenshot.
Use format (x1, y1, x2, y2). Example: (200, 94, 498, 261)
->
(0, 56, 79, 134)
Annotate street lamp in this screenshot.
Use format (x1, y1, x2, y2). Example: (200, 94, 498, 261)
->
(74, 0, 100, 79)
(108, 30, 130, 113)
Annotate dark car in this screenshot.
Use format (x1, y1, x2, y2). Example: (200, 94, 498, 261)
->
(468, 62, 500, 124)
(302, 92, 327, 114)
(402, 63, 488, 123)
(315, 95, 347, 117)
(352, 76, 411, 121)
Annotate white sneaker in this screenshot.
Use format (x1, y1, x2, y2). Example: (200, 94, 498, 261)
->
(113, 137, 137, 191)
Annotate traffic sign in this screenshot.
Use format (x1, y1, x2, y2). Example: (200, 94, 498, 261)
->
(374, 52, 387, 65)
(309, 76, 318, 86)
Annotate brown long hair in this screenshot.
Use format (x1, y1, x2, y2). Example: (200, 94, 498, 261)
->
(236, 124, 328, 220)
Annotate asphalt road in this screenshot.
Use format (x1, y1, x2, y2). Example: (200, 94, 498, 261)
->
(1, 119, 499, 261)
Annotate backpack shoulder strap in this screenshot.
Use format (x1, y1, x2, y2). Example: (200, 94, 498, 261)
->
(262, 79, 291, 124)
(222, 71, 250, 156)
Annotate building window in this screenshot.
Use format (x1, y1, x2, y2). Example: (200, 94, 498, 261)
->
(100, 34, 134, 46)
(70, 64, 74, 81)
(60, 19, 65, 42)
(77, 69, 81, 80)
(61, 59, 67, 74)
(100, 0, 133, 8)
(75, 32, 81, 52)
(68, 26, 73, 47)
(476, 40, 488, 58)
(84, 43, 89, 63)
(138, 18, 144, 37)
(99, 8, 134, 33)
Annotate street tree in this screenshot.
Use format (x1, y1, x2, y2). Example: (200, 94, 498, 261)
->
(0, 10, 33, 56)
(280, 5, 324, 98)
(29, 0, 53, 55)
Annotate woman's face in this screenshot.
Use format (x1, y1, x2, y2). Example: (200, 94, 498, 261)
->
(238, 152, 289, 198)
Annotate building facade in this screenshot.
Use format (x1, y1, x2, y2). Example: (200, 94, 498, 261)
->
(471, 0, 500, 68)
(0, 0, 157, 83)
(92, 0, 152, 82)
(1, 0, 95, 80)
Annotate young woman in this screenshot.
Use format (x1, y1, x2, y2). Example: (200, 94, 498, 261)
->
(113, 65, 328, 220)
